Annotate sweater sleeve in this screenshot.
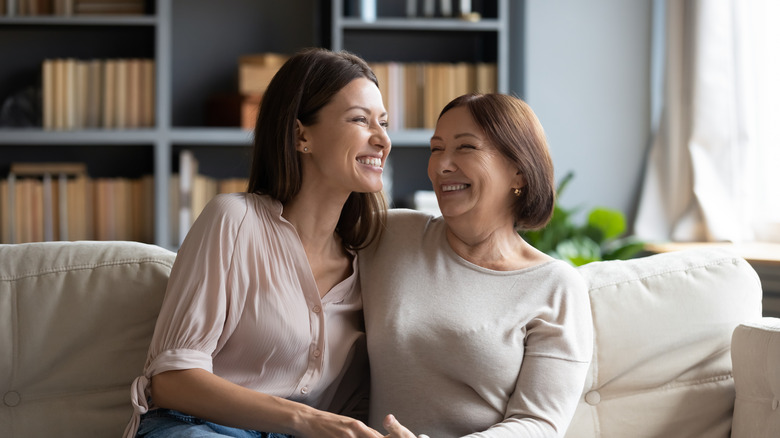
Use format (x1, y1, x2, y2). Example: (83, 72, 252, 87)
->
(463, 266, 593, 438)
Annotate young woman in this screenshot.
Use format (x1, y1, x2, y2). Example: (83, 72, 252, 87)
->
(361, 94, 593, 438)
(125, 48, 391, 438)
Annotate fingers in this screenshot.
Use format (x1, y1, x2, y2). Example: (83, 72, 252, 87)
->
(382, 414, 416, 438)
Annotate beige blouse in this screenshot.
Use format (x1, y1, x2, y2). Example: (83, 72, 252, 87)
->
(124, 193, 365, 437)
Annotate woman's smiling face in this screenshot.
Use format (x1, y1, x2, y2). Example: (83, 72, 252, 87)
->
(298, 77, 391, 196)
(428, 105, 523, 226)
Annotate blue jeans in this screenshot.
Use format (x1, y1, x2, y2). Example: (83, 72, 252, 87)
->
(136, 408, 294, 438)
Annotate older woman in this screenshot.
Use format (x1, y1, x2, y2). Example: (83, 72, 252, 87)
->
(361, 94, 593, 438)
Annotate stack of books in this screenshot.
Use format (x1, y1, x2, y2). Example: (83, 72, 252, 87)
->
(0, 162, 154, 244)
(369, 61, 497, 130)
(3, 0, 146, 16)
(41, 58, 155, 130)
(237, 53, 289, 130)
(171, 150, 248, 245)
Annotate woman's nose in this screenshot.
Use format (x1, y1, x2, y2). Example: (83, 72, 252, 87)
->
(431, 152, 455, 174)
(371, 124, 391, 150)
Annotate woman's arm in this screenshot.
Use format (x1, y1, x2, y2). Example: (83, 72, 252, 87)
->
(151, 368, 383, 438)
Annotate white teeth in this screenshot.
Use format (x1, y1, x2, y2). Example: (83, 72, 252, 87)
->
(442, 184, 469, 192)
(357, 157, 382, 167)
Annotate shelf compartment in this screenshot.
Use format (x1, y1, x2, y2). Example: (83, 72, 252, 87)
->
(341, 29, 498, 64)
(0, 25, 155, 107)
(169, 0, 319, 128)
(0, 143, 155, 178)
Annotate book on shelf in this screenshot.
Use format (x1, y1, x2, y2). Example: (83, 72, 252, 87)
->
(141, 58, 155, 127)
(103, 59, 117, 128)
(173, 150, 249, 245)
(54, 0, 74, 16)
(74, 0, 146, 15)
(0, 162, 154, 244)
(177, 149, 196, 245)
(370, 62, 404, 131)
(42, 59, 54, 129)
(368, 61, 497, 130)
(5, 0, 146, 16)
(85, 59, 103, 128)
(42, 57, 155, 130)
(114, 58, 127, 129)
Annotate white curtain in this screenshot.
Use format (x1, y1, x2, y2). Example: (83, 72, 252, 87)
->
(634, 0, 780, 243)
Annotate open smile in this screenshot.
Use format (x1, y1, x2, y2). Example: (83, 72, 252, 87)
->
(357, 156, 382, 167)
(442, 184, 470, 192)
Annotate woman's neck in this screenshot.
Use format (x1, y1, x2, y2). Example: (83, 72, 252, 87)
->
(282, 188, 349, 255)
(445, 220, 548, 271)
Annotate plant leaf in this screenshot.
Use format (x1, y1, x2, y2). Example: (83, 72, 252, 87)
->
(603, 236, 647, 261)
(555, 236, 602, 266)
(556, 171, 575, 198)
(587, 207, 626, 241)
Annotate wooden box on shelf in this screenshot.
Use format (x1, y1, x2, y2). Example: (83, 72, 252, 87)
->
(238, 53, 289, 96)
(241, 94, 262, 131)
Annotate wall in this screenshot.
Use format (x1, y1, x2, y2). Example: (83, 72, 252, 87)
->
(519, 0, 653, 228)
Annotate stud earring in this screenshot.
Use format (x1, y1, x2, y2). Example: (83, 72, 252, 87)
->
(513, 188, 522, 197)
(303, 147, 309, 152)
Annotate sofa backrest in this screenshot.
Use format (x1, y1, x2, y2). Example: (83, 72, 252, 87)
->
(0, 241, 176, 438)
(567, 248, 763, 438)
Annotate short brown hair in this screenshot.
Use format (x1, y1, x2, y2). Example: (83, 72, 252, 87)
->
(438, 93, 555, 230)
(247, 48, 387, 249)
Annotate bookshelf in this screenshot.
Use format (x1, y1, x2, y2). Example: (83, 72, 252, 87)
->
(331, 0, 510, 206)
(0, 0, 320, 248)
(0, 0, 513, 247)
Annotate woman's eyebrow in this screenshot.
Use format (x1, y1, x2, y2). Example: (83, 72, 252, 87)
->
(346, 105, 388, 118)
(430, 132, 480, 141)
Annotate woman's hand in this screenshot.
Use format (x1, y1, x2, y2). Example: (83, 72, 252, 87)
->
(296, 408, 383, 438)
(152, 369, 382, 438)
(382, 414, 417, 438)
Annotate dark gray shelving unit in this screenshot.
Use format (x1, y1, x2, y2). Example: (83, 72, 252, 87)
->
(0, 0, 512, 244)
(0, 0, 320, 248)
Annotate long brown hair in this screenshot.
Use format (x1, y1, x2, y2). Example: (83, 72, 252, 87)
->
(438, 93, 555, 230)
(247, 48, 387, 249)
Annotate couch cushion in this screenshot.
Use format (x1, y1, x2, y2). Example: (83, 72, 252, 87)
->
(731, 317, 780, 438)
(566, 248, 763, 438)
(0, 241, 176, 438)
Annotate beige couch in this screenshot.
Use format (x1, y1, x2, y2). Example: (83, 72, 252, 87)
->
(0, 241, 778, 437)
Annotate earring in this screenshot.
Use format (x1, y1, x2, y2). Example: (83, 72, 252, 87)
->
(513, 188, 522, 197)
(303, 147, 309, 152)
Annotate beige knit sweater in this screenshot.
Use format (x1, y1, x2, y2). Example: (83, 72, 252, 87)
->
(359, 209, 593, 438)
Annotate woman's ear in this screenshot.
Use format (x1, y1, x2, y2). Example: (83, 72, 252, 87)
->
(514, 171, 526, 189)
(295, 119, 309, 152)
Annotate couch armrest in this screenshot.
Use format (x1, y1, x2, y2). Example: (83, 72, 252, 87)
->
(731, 317, 780, 438)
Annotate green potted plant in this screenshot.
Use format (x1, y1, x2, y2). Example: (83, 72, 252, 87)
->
(522, 171, 645, 266)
